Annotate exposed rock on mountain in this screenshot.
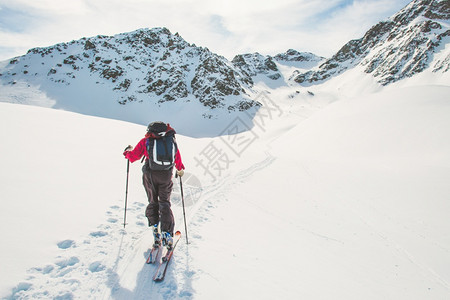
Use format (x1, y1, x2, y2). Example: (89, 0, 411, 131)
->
(232, 53, 281, 82)
(274, 49, 325, 66)
(231, 50, 325, 85)
(294, 0, 450, 86)
(0, 27, 259, 113)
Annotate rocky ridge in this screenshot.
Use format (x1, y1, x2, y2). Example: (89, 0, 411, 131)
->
(294, 0, 450, 86)
(231, 50, 325, 84)
(2, 27, 259, 113)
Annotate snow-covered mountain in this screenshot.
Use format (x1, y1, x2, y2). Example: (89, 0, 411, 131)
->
(294, 0, 450, 86)
(3, 27, 259, 110)
(231, 50, 325, 85)
(0, 28, 263, 136)
(1, 0, 449, 132)
(0, 26, 328, 135)
(274, 49, 326, 73)
(231, 53, 281, 82)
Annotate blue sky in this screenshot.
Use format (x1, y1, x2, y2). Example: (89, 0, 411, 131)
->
(0, 0, 412, 61)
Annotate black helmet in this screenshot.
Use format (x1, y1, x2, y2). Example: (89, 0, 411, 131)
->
(147, 121, 168, 134)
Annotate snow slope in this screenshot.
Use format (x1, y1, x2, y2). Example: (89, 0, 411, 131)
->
(0, 102, 144, 297)
(183, 85, 450, 300)
(1, 82, 450, 299)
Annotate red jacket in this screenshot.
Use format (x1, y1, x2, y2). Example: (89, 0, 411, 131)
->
(124, 136, 185, 171)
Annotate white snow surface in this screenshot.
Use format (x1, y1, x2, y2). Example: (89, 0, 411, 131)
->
(1, 79, 450, 299)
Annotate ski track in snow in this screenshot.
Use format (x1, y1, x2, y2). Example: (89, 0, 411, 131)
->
(115, 151, 279, 299)
(2, 93, 291, 299)
(5, 151, 278, 300)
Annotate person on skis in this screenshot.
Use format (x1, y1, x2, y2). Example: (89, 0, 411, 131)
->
(123, 121, 185, 249)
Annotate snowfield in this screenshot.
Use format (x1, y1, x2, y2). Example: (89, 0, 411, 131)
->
(1, 82, 450, 299)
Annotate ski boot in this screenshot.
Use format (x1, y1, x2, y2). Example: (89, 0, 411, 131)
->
(161, 231, 173, 250)
(151, 224, 161, 248)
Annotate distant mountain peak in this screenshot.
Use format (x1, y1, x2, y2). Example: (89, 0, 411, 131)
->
(230, 50, 325, 85)
(231, 52, 281, 82)
(274, 49, 324, 63)
(1, 27, 259, 120)
(293, 0, 450, 86)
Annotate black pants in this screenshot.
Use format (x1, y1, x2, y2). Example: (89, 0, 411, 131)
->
(142, 164, 174, 235)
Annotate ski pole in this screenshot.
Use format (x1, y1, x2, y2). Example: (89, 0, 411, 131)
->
(177, 173, 189, 244)
(123, 158, 130, 228)
(123, 145, 133, 228)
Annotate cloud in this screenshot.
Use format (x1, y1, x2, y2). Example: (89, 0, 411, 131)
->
(304, 0, 411, 54)
(0, 7, 35, 33)
(0, 0, 411, 61)
(173, 0, 411, 58)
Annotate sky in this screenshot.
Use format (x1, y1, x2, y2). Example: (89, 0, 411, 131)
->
(0, 0, 412, 61)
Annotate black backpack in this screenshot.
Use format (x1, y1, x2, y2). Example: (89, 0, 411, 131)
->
(146, 122, 177, 171)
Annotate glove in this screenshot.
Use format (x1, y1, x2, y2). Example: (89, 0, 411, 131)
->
(176, 169, 185, 177)
(123, 145, 133, 158)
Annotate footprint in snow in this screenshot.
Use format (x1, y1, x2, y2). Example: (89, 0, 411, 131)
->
(55, 257, 79, 269)
(53, 292, 74, 300)
(7, 282, 33, 299)
(57, 240, 75, 249)
(90, 231, 108, 237)
(32, 265, 54, 274)
(89, 261, 106, 273)
(10, 282, 32, 295)
(179, 290, 194, 297)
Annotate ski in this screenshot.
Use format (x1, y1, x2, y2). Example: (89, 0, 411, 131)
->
(153, 231, 182, 282)
(146, 244, 161, 264)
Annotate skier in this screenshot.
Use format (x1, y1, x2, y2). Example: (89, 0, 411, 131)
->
(123, 121, 185, 249)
